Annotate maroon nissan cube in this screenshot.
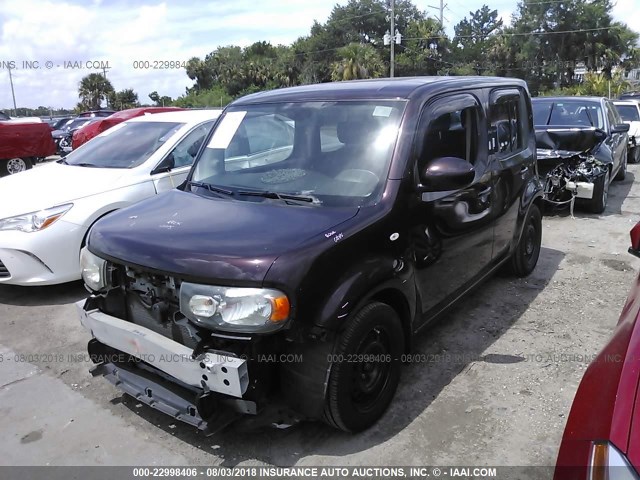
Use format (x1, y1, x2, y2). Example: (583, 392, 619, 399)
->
(78, 77, 543, 433)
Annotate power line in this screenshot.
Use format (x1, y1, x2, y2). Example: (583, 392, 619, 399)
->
(405, 25, 615, 40)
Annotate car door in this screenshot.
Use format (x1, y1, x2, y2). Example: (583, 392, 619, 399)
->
(411, 93, 495, 323)
(152, 121, 214, 193)
(488, 87, 534, 258)
(605, 101, 625, 173)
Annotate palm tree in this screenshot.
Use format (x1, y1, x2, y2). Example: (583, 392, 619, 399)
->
(331, 43, 385, 81)
(78, 73, 114, 109)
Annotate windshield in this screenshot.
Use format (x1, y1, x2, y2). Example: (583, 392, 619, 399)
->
(62, 118, 94, 131)
(64, 121, 184, 168)
(616, 104, 640, 122)
(191, 100, 406, 207)
(532, 100, 604, 129)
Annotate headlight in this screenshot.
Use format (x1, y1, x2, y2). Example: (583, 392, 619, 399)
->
(589, 442, 640, 480)
(180, 282, 290, 333)
(0, 204, 73, 233)
(80, 247, 109, 292)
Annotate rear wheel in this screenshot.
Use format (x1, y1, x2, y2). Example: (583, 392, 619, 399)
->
(507, 204, 542, 277)
(590, 170, 610, 214)
(629, 146, 640, 164)
(323, 302, 404, 432)
(0, 157, 32, 176)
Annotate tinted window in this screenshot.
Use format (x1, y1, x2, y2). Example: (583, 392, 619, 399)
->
(490, 92, 523, 155)
(421, 105, 480, 167)
(616, 105, 640, 122)
(65, 121, 184, 169)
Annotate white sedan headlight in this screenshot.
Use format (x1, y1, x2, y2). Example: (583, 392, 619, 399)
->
(0, 204, 73, 233)
(180, 282, 290, 333)
(80, 247, 109, 292)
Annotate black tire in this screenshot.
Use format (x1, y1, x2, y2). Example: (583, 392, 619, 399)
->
(323, 302, 404, 432)
(629, 146, 639, 164)
(590, 170, 610, 214)
(0, 157, 33, 176)
(615, 150, 627, 181)
(507, 204, 542, 277)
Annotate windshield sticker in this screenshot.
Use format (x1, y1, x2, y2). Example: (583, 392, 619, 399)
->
(207, 111, 247, 149)
(96, 123, 127, 137)
(373, 106, 393, 117)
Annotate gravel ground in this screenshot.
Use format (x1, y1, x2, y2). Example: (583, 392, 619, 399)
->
(1, 164, 639, 470)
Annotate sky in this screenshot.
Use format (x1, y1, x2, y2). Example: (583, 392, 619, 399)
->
(0, 0, 639, 111)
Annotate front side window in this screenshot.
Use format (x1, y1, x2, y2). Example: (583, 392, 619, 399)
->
(64, 121, 184, 169)
(490, 91, 524, 156)
(161, 121, 214, 169)
(191, 101, 406, 207)
(418, 100, 481, 171)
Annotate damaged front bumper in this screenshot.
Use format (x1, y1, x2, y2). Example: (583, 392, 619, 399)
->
(77, 301, 257, 433)
(537, 149, 607, 206)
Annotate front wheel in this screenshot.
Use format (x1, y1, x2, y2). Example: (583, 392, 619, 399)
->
(0, 157, 33, 176)
(507, 204, 542, 277)
(323, 302, 404, 432)
(589, 170, 610, 214)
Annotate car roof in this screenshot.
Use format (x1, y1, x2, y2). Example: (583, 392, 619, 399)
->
(533, 96, 605, 103)
(614, 100, 639, 105)
(231, 76, 528, 105)
(126, 109, 222, 124)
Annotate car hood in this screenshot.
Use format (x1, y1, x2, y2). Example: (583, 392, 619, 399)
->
(88, 189, 360, 284)
(51, 129, 69, 138)
(0, 162, 126, 219)
(535, 127, 606, 156)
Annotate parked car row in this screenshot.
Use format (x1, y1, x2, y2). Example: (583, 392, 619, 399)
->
(1, 78, 639, 474)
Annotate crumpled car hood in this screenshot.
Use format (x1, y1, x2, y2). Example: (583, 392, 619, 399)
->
(535, 127, 606, 155)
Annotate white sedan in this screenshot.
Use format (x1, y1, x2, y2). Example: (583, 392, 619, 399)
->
(614, 100, 640, 163)
(0, 109, 220, 285)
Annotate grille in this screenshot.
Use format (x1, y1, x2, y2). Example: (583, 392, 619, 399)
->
(125, 291, 200, 349)
(0, 260, 9, 278)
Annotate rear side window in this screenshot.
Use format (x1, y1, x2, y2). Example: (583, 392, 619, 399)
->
(490, 89, 525, 156)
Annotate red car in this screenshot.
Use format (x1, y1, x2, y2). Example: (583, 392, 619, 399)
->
(71, 106, 183, 149)
(555, 222, 640, 478)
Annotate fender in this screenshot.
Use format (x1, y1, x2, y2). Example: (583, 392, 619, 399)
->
(511, 174, 544, 252)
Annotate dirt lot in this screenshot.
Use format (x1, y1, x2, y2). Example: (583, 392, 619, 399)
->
(1, 165, 639, 470)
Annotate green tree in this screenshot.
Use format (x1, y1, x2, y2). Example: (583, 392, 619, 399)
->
(111, 89, 139, 110)
(331, 43, 385, 80)
(452, 6, 503, 75)
(395, 17, 450, 76)
(172, 85, 233, 108)
(148, 91, 173, 107)
(78, 73, 114, 109)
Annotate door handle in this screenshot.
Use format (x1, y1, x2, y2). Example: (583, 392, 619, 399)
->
(520, 166, 529, 174)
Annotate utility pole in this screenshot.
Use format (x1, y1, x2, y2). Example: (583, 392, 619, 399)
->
(390, 0, 395, 78)
(384, 0, 401, 77)
(8, 67, 17, 116)
(428, 0, 446, 27)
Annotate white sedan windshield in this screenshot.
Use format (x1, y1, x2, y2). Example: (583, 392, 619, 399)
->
(65, 121, 184, 169)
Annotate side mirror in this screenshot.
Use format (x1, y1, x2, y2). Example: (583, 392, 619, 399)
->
(612, 123, 630, 134)
(420, 156, 475, 192)
(152, 154, 175, 174)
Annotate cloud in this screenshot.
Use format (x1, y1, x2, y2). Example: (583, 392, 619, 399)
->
(0, 0, 637, 110)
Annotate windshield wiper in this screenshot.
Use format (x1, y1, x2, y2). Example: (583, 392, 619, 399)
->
(57, 158, 69, 165)
(238, 189, 316, 203)
(187, 180, 234, 196)
(72, 162, 100, 168)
